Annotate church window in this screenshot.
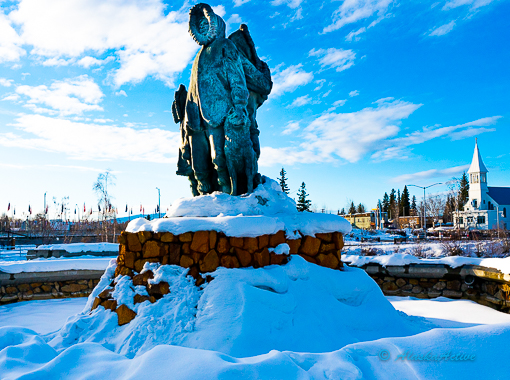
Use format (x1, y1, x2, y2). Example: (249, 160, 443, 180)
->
(477, 216, 486, 224)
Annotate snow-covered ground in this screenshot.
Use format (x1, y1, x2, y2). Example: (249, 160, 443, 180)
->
(1, 256, 509, 379)
(34, 242, 119, 253)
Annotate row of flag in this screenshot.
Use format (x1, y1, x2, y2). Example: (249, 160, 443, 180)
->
(6, 203, 161, 216)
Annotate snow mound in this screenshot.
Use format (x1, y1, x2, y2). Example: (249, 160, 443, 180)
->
(126, 178, 351, 237)
(50, 256, 423, 358)
(166, 176, 297, 217)
(34, 243, 119, 253)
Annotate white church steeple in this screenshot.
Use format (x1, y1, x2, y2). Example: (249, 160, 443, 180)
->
(467, 138, 488, 210)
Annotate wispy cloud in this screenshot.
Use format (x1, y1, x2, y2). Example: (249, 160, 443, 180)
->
(0, 114, 180, 163)
(271, 64, 313, 96)
(345, 27, 367, 41)
(349, 90, 360, 97)
(309, 48, 356, 72)
(443, 0, 497, 11)
(392, 164, 470, 183)
(323, 0, 393, 33)
(289, 95, 312, 108)
(14, 75, 104, 116)
(0, 78, 14, 87)
(281, 121, 300, 135)
(428, 20, 456, 36)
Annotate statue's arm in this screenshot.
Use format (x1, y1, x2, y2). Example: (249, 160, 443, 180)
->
(223, 42, 249, 109)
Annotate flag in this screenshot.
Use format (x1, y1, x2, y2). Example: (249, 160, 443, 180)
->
(125, 204, 128, 212)
(45, 205, 48, 214)
(142, 207, 145, 215)
(108, 204, 111, 213)
(90, 208, 92, 215)
(157, 205, 160, 212)
(74, 208, 76, 214)
(13, 208, 15, 215)
(140, 204, 142, 212)
(61, 204, 64, 213)
(28, 205, 32, 214)
(84, 203, 86, 212)
(116, 208, 118, 214)
(98, 205, 101, 212)
(130, 208, 133, 215)
(7, 203, 10, 211)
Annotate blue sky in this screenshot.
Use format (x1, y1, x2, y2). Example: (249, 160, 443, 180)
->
(0, 0, 509, 219)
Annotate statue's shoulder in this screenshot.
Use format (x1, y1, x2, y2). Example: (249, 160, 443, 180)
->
(212, 38, 240, 58)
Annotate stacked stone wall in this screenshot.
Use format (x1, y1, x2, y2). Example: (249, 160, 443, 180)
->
(93, 230, 344, 325)
(0, 279, 100, 304)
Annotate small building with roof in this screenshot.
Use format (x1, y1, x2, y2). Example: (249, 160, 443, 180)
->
(454, 140, 510, 230)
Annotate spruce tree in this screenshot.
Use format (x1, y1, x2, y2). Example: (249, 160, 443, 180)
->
(296, 182, 312, 212)
(411, 195, 417, 213)
(397, 189, 402, 217)
(389, 189, 396, 219)
(382, 192, 390, 213)
(356, 203, 366, 213)
(277, 167, 290, 194)
(339, 208, 346, 215)
(348, 201, 356, 214)
(401, 186, 411, 216)
(458, 172, 469, 210)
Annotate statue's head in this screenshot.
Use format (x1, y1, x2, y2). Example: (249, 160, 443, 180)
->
(189, 3, 226, 46)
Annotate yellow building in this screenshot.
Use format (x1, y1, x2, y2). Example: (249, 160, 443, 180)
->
(344, 211, 388, 230)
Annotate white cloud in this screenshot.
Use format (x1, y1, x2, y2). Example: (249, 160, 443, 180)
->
(227, 14, 243, 24)
(2, 94, 20, 101)
(261, 98, 421, 166)
(309, 48, 356, 72)
(372, 116, 501, 160)
(289, 95, 312, 107)
(0, 78, 14, 87)
(323, 0, 393, 33)
(349, 90, 360, 97)
(345, 27, 366, 41)
(271, 0, 303, 9)
(115, 90, 127, 97)
(233, 0, 251, 7)
(77, 56, 114, 68)
(93, 118, 114, 123)
(443, 0, 496, 10)
(392, 164, 470, 183)
(314, 79, 326, 91)
(428, 20, 456, 36)
(271, 64, 313, 96)
(0, 11, 25, 63)
(281, 121, 300, 135)
(0, 114, 180, 163)
(332, 99, 347, 106)
(9, 0, 198, 87)
(15, 75, 104, 115)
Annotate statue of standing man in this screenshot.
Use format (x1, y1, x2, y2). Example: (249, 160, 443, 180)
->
(173, 3, 272, 197)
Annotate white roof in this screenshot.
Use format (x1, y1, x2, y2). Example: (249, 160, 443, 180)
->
(468, 140, 488, 173)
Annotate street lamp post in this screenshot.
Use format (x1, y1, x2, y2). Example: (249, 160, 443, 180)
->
(156, 187, 161, 219)
(408, 183, 442, 236)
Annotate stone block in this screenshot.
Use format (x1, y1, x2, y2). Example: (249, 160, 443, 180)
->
(179, 232, 193, 243)
(217, 237, 230, 254)
(286, 239, 301, 254)
(396, 278, 407, 287)
(433, 281, 446, 290)
(446, 280, 461, 291)
(427, 290, 442, 298)
(182, 243, 191, 254)
(443, 290, 462, 298)
(209, 231, 217, 250)
(116, 304, 137, 326)
(384, 277, 395, 282)
(382, 282, 399, 292)
(409, 279, 419, 285)
(254, 248, 270, 267)
(319, 243, 336, 254)
(41, 285, 52, 292)
(119, 267, 133, 277)
(258, 234, 269, 248)
(220, 255, 240, 268)
(118, 232, 127, 245)
(235, 248, 252, 267)
(191, 231, 210, 253)
(161, 232, 176, 242)
(299, 254, 317, 264)
(138, 231, 152, 244)
(230, 237, 244, 248)
(316, 232, 332, 243)
(133, 271, 154, 286)
(62, 284, 88, 293)
(18, 284, 30, 292)
(269, 231, 286, 247)
(332, 232, 344, 250)
(124, 250, 136, 269)
(31, 282, 43, 288)
(134, 294, 151, 304)
(412, 286, 422, 294)
(5, 286, 17, 294)
(148, 282, 170, 296)
(98, 288, 113, 299)
(486, 283, 498, 296)
(143, 240, 166, 258)
(127, 233, 142, 252)
(270, 252, 288, 265)
(91, 297, 101, 310)
(316, 253, 339, 269)
(299, 236, 321, 257)
(180, 255, 194, 268)
(401, 284, 413, 291)
(168, 243, 181, 265)
(243, 237, 258, 253)
(200, 250, 220, 273)
(102, 299, 117, 311)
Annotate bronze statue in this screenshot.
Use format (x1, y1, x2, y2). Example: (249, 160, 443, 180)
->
(172, 3, 272, 196)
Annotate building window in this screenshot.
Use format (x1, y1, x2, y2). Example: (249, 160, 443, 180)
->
(467, 217, 473, 223)
(477, 216, 486, 224)
(481, 173, 486, 183)
(504, 208, 507, 218)
(459, 217, 463, 224)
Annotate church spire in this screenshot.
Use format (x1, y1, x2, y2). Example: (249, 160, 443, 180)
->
(468, 138, 488, 174)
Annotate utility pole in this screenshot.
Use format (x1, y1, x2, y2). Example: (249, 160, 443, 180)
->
(408, 183, 442, 237)
(156, 187, 161, 219)
(44, 192, 47, 220)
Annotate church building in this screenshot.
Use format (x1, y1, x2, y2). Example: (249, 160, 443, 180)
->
(454, 140, 510, 230)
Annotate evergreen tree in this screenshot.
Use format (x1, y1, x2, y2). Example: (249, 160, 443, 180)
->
(401, 186, 411, 216)
(356, 203, 366, 213)
(339, 208, 346, 215)
(296, 182, 312, 212)
(382, 192, 390, 213)
(458, 172, 469, 210)
(277, 167, 290, 194)
(397, 189, 402, 217)
(348, 201, 356, 214)
(389, 189, 396, 219)
(411, 195, 417, 212)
